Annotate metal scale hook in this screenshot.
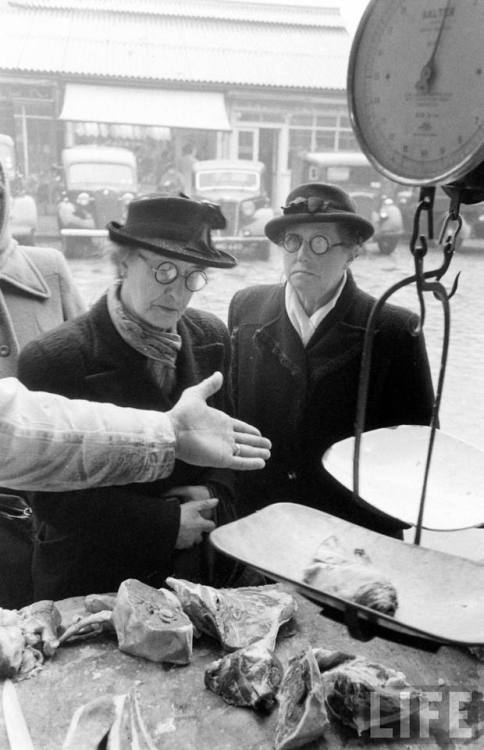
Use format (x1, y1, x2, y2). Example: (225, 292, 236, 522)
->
(352, 184, 464, 546)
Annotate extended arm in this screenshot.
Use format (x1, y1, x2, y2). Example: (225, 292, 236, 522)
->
(0, 374, 271, 492)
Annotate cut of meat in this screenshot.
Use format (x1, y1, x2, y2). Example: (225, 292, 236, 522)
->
(165, 578, 297, 651)
(303, 535, 398, 616)
(0, 609, 24, 679)
(63, 690, 157, 750)
(275, 647, 329, 750)
(19, 600, 62, 657)
(112, 579, 193, 665)
(204, 637, 283, 713)
(314, 647, 422, 735)
(62, 694, 121, 750)
(0, 601, 62, 679)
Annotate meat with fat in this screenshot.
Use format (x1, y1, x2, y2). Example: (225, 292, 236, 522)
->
(303, 535, 398, 616)
(205, 637, 284, 713)
(314, 647, 422, 735)
(165, 578, 297, 651)
(275, 647, 329, 750)
(112, 579, 193, 665)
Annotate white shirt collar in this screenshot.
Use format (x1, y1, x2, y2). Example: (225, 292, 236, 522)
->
(285, 272, 347, 346)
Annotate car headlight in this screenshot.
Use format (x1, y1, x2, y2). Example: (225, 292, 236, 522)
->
(241, 200, 256, 217)
(76, 192, 90, 207)
(121, 192, 134, 204)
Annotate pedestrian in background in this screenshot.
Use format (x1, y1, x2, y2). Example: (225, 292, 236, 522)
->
(176, 142, 198, 194)
(0, 161, 84, 379)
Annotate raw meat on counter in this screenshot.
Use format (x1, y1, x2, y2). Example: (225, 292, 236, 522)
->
(0, 600, 61, 679)
(275, 647, 328, 750)
(112, 579, 193, 665)
(314, 647, 423, 735)
(166, 577, 297, 651)
(63, 689, 157, 750)
(204, 636, 284, 713)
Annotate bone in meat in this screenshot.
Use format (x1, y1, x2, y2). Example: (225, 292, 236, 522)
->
(275, 647, 329, 750)
(166, 578, 297, 651)
(112, 579, 193, 665)
(205, 637, 284, 713)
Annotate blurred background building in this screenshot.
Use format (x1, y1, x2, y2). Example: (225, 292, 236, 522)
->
(0, 0, 356, 212)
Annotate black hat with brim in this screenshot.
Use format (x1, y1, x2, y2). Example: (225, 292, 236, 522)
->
(107, 194, 236, 269)
(265, 182, 374, 244)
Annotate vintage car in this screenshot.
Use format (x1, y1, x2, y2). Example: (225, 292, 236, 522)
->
(302, 151, 404, 254)
(0, 133, 38, 244)
(192, 159, 274, 259)
(57, 146, 138, 254)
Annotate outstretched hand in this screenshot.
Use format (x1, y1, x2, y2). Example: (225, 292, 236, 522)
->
(168, 372, 271, 470)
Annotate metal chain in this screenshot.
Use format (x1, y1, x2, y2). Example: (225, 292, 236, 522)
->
(353, 185, 464, 545)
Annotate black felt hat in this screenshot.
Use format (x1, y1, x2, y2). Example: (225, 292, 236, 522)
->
(265, 182, 374, 244)
(107, 193, 236, 268)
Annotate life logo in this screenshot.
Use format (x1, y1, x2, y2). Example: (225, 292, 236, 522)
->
(367, 686, 484, 742)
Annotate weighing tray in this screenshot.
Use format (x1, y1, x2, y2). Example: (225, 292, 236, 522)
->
(322, 425, 484, 530)
(210, 503, 484, 647)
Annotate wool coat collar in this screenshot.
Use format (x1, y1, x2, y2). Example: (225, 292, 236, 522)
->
(252, 272, 372, 381)
(0, 242, 51, 299)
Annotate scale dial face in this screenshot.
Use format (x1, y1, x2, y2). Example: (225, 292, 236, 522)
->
(348, 0, 484, 185)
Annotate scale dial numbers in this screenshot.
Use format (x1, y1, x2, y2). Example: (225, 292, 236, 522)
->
(348, 0, 484, 185)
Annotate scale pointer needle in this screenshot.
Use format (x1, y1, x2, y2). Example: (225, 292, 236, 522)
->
(416, 0, 453, 93)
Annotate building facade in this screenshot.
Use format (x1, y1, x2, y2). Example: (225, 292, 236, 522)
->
(0, 0, 357, 209)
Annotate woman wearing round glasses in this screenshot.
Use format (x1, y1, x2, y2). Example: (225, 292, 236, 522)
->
(228, 182, 434, 538)
(17, 194, 238, 599)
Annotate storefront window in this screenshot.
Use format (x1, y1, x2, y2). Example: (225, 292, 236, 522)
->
(237, 130, 255, 160)
(314, 131, 336, 151)
(290, 114, 314, 126)
(337, 131, 359, 151)
(316, 114, 338, 128)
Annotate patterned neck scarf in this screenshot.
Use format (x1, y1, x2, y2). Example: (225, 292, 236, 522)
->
(107, 281, 182, 368)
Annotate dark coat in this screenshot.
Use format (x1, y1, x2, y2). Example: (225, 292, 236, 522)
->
(228, 274, 435, 536)
(17, 295, 235, 599)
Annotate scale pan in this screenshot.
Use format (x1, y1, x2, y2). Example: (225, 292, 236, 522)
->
(322, 425, 484, 531)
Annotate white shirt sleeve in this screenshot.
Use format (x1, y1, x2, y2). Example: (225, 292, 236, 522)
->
(0, 378, 175, 491)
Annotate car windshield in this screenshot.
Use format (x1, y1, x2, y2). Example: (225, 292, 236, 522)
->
(324, 165, 381, 188)
(67, 163, 136, 189)
(196, 170, 260, 191)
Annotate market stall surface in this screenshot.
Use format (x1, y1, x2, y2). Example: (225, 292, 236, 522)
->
(1, 589, 482, 749)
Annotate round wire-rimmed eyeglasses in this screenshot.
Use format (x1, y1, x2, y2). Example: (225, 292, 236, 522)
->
(138, 253, 208, 292)
(281, 233, 347, 256)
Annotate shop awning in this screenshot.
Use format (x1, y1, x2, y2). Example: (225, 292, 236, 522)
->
(59, 84, 231, 131)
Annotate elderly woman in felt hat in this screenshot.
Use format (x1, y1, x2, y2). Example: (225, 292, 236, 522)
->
(17, 194, 239, 600)
(228, 182, 435, 538)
